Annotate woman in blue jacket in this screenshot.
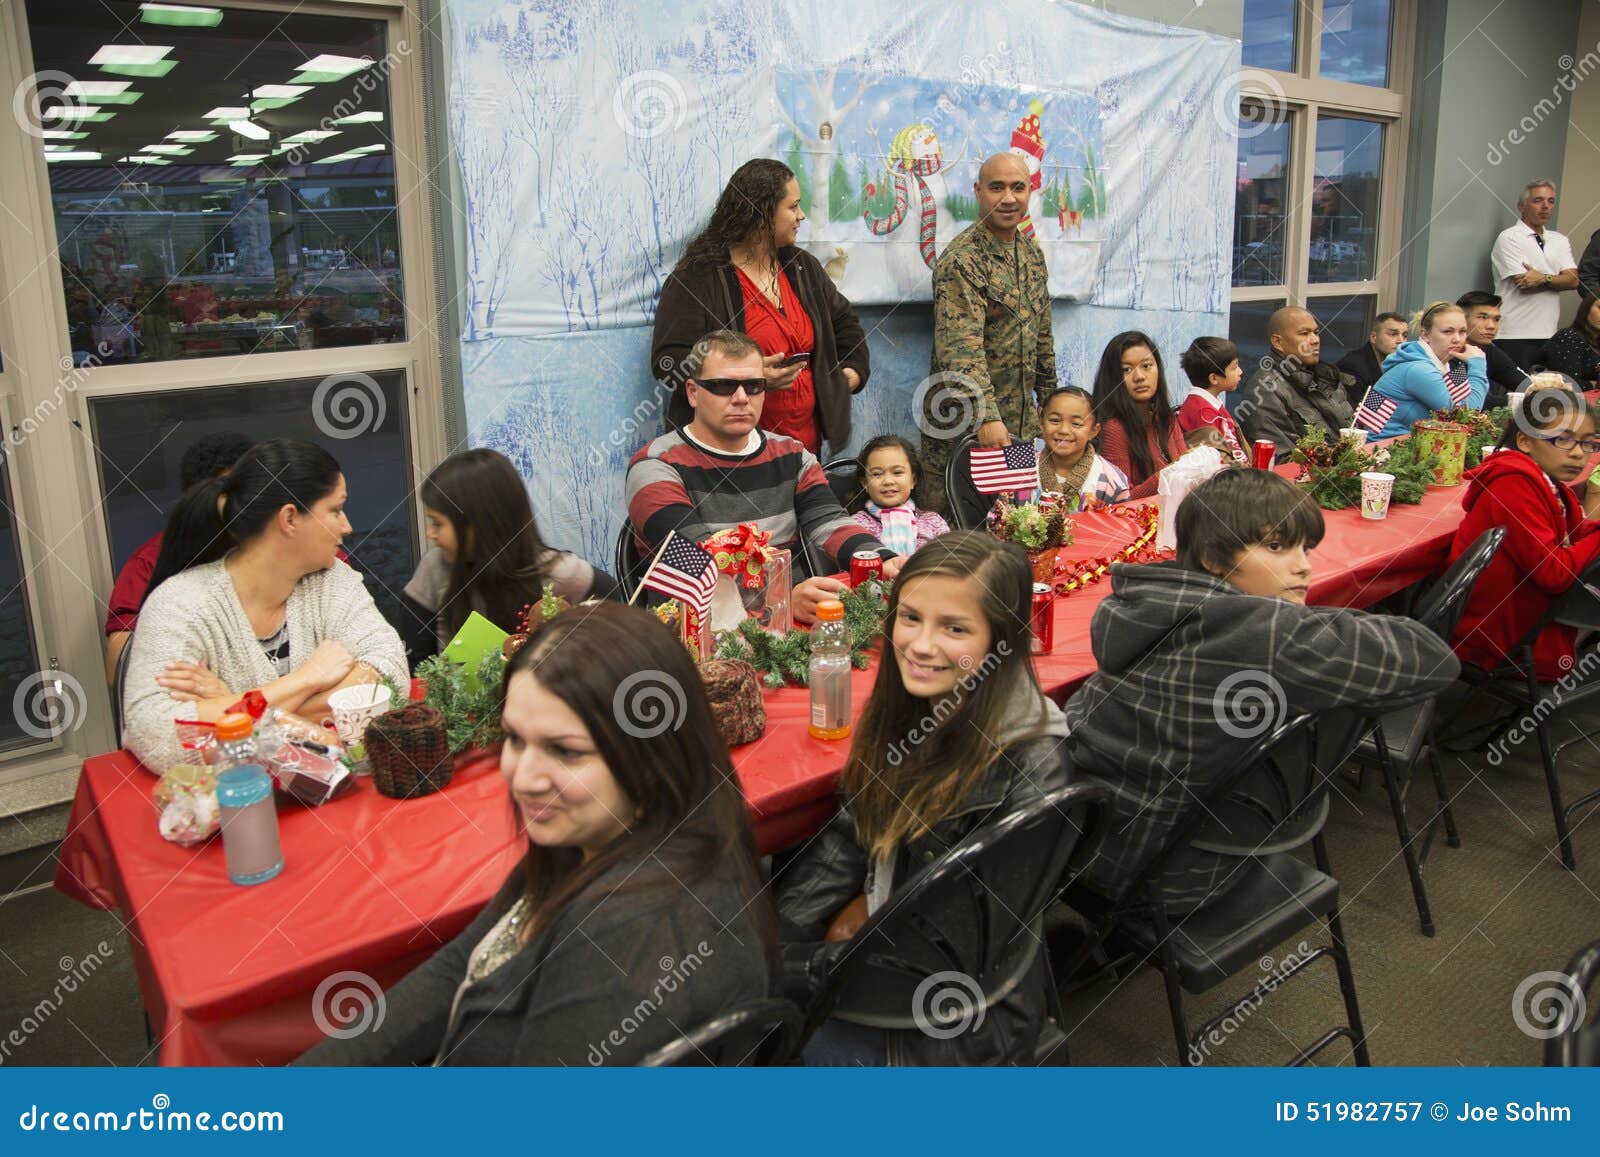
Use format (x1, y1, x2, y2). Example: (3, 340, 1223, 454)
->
(1360, 301, 1489, 439)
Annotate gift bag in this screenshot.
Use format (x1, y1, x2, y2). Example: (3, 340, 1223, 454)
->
(1157, 445, 1226, 553)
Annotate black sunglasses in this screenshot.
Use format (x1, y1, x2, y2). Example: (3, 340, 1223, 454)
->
(692, 377, 767, 397)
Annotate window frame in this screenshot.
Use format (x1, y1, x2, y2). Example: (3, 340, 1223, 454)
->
(0, 0, 446, 784)
(1234, 0, 1414, 338)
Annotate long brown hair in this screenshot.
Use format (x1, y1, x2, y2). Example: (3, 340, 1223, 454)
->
(840, 532, 1046, 860)
(420, 449, 554, 638)
(676, 157, 795, 268)
(501, 603, 777, 962)
(1091, 330, 1177, 484)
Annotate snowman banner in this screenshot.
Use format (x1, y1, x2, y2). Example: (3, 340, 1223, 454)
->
(447, 0, 1238, 338)
(777, 70, 1108, 303)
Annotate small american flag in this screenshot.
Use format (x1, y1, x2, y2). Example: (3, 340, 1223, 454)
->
(1352, 388, 1398, 435)
(1445, 360, 1472, 405)
(970, 442, 1040, 494)
(642, 534, 719, 620)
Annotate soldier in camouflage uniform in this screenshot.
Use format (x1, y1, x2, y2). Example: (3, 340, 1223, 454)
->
(920, 153, 1057, 515)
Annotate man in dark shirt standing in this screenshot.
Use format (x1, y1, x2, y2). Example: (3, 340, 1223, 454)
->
(1457, 290, 1528, 410)
(1336, 311, 1408, 407)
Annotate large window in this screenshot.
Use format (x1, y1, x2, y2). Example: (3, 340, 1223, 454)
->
(1232, 0, 1405, 370)
(24, 0, 404, 367)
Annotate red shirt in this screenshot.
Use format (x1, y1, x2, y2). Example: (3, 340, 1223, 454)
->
(105, 532, 163, 634)
(1177, 391, 1250, 465)
(1097, 416, 1187, 500)
(735, 266, 819, 455)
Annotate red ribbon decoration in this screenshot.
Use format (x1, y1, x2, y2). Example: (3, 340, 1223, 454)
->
(700, 523, 774, 591)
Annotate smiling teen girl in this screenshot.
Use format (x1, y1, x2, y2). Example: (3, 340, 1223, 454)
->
(776, 531, 1071, 1065)
(299, 603, 775, 1066)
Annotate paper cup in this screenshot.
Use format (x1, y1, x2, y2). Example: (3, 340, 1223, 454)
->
(1339, 427, 1367, 446)
(1360, 471, 1395, 520)
(329, 683, 393, 747)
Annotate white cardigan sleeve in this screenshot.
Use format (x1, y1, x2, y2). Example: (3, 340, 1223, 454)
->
(316, 561, 409, 687)
(120, 572, 216, 774)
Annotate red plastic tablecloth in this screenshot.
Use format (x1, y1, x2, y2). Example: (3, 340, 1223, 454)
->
(54, 479, 1470, 1065)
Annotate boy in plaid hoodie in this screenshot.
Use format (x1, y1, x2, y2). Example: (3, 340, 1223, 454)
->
(1064, 469, 1459, 910)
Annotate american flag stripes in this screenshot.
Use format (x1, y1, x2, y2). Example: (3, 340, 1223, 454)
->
(1352, 388, 1398, 435)
(641, 534, 719, 620)
(1445, 360, 1472, 405)
(969, 442, 1041, 494)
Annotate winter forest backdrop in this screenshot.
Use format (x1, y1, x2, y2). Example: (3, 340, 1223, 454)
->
(445, 0, 1240, 563)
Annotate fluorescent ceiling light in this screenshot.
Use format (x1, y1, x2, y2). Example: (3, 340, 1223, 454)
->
(45, 151, 102, 162)
(119, 155, 171, 165)
(45, 105, 115, 122)
(313, 151, 365, 164)
(91, 46, 176, 76)
(228, 153, 267, 162)
(281, 129, 339, 144)
(205, 106, 249, 120)
(229, 119, 270, 140)
(63, 80, 130, 98)
(166, 130, 217, 141)
(139, 3, 223, 26)
(250, 97, 298, 112)
(230, 160, 261, 167)
(330, 111, 383, 126)
(251, 84, 310, 98)
(349, 144, 386, 154)
(141, 143, 193, 154)
(40, 129, 89, 140)
(294, 54, 374, 83)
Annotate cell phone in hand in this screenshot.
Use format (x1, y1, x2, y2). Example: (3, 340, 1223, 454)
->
(779, 351, 811, 367)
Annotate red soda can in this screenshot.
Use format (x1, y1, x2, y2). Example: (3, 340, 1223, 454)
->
(1030, 583, 1055, 655)
(1252, 439, 1276, 469)
(850, 550, 884, 589)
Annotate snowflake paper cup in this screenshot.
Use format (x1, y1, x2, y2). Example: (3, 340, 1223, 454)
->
(1360, 471, 1395, 521)
(1339, 427, 1367, 446)
(330, 683, 393, 747)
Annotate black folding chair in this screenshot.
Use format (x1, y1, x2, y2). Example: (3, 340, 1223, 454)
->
(1349, 527, 1505, 936)
(613, 519, 650, 598)
(941, 435, 992, 530)
(1457, 555, 1600, 869)
(637, 997, 804, 1066)
(1063, 713, 1373, 1067)
(802, 780, 1110, 1065)
(821, 454, 861, 511)
(1544, 938, 1600, 1066)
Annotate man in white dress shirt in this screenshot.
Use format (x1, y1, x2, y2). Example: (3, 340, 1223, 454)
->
(1490, 179, 1578, 367)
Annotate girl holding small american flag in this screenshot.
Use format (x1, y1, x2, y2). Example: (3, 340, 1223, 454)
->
(1356, 301, 1489, 439)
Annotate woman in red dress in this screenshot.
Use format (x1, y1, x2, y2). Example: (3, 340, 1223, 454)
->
(652, 159, 870, 457)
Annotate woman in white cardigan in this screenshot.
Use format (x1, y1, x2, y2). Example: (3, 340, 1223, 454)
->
(122, 439, 408, 773)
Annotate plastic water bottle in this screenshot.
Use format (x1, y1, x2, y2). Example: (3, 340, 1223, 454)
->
(214, 712, 260, 770)
(216, 766, 283, 886)
(808, 599, 852, 741)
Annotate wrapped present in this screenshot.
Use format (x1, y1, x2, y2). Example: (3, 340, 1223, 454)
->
(700, 524, 791, 636)
(701, 523, 774, 590)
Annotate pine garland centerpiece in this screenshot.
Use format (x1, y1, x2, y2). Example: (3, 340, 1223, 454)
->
(1291, 426, 1438, 511)
(712, 581, 889, 689)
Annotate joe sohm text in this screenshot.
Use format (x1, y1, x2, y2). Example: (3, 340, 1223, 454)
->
(1274, 1101, 1572, 1124)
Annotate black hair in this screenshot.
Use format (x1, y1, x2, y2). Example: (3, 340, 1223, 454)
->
(1175, 468, 1325, 577)
(1178, 337, 1240, 390)
(1090, 331, 1177, 485)
(852, 434, 923, 512)
(1455, 290, 1502, 312)
(1039, 385, 1095, 411)
(144, 439, 343, 603)
(676, 158, 796, 269)
(178, 431, 254, 491)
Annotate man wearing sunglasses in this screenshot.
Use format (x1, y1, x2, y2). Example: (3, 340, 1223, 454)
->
(627, 330, 902, 624)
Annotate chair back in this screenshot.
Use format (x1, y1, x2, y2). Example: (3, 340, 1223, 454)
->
(1545, 938, 1600, 1066)
(1550, 558, 1600, 632)
(812, 780, 1109, 1043)
(613, 520, 650, 597)
(1413, 527, 1507, 641)
(821, 455, 862, 511)
(113, 637, 133, 748)
(942, 435, 991, 530)
(637, 997, 804, 1066)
